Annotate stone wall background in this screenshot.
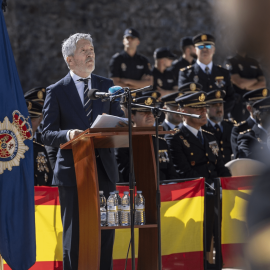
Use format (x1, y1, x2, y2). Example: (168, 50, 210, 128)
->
(4, 0, 236, 92)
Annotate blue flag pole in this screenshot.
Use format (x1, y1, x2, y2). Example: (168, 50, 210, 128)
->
(0, 1, 36, 269)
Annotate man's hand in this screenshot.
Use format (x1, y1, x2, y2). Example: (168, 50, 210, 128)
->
(116, 121, 128, 128)
(69, 129, 84, 140)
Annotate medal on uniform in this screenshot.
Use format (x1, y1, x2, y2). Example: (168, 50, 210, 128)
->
(193, 75, 199, 83)
(121, 63, 127, 71)
(36, 152, 50, 173)
(215, 76, 225, 88)
(209, 141, 219, 156)
(159, 150, 169, 163)
(183, 140, 190, 148)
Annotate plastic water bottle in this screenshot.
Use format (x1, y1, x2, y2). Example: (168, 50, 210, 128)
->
(135, 191, 145, 225)
(99, 191, 107, 226)
(115, 190, 122, 225)
(121, 191, 130, 226)
(107, 192, 119, 226)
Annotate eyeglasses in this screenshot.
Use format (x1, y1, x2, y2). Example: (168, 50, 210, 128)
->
(197, 45, 213, 50)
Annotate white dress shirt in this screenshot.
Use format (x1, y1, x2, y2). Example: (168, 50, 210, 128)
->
(183, 121, 202, 137)
(197, 59, 213, 74)
(165, 119, 183, 130)
(66, 71, 92, 140)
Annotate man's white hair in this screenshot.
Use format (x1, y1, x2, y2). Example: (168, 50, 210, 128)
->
(62, 33, 93, 68)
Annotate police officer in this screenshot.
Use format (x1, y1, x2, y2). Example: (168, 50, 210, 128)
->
(115, 96, 179, 182)
(237, 97, 270, 163)
(26, 100, 53, 186)
(178, 33, 235, 116)
(231, 88, 269, 159)
(109, 28, 153, 89)
(224, 50, 266, 122)
(203, 90, 234, 164)
(168, 36, 196, 84)
(165, 91, 231, 263)
(152, 47, 177, 97)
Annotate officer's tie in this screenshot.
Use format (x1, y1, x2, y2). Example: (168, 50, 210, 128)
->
(205, 66, 210, 75)
(78, 78, 92, 125)
(214, 124, 222, 140)
(197, 130, 204, 145)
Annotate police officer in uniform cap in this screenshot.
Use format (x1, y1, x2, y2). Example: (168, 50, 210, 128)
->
(165, 91, 231, 263)
(168, 36, 197, 84)
(203, 90, 234, 164)
(224, 50, 266, 122)
(152, 47, 178, 97)
(237, 97, 270, 163)
(115, 96, 179, 182)
(26, 100, 53, 186)
(231, 88, 270, 159)
(109, 28, 153, 89)
(178, 33, 235, 116)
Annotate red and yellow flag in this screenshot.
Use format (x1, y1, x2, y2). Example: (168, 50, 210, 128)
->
(221, 176, 255, 268)
(4, 179, 204, 270)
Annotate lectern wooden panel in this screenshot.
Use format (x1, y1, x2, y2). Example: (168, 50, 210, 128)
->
(61, 127, 173, 270)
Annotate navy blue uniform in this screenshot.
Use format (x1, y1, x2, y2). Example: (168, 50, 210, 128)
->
(152, 67, 176, 91)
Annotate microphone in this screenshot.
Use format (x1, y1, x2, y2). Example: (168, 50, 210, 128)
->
(108, 86, 125, 102)
(87, 89, 111, 100)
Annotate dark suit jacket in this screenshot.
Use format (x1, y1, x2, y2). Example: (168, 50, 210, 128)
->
(178, 63, 235, 115)
(165, 125, 231, 181)
(237, 124, 269, 163)
(231, 116, 256, 159)
(42, 73, 124, 186)
(203, 119, 233, 165)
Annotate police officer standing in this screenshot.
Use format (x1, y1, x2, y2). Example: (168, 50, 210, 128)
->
(203, 90, 234, 164)
(231, 88, 269, 158)
(224, 50, 266, 122)
(237, 97, 270, 163)
(168, 36, 197, 84)
(26, 100, 53, 186)
(109, 28, 153, 89)
(152, 47, 178, 97)
(178, 33, 235, 116)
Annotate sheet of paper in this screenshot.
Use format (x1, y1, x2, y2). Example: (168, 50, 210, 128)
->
(91, 114, 128, 128)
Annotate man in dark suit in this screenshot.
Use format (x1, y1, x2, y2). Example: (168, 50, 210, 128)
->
(178, 33, 235, 116)
(231, 88, 269, 158)
(165, 92, 231, 263)
(237, 97, 270, 163)
(42, 33, 124, 270)
(203, 90, 234, 164)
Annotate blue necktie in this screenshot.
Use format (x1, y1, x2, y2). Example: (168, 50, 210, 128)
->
(197, 130, 204, 145)
(78, 78, 92, 125)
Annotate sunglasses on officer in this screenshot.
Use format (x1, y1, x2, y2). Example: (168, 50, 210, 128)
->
(196, 44, 213, 50)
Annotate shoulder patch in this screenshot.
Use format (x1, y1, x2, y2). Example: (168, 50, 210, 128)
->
(202, 129, 214, 136)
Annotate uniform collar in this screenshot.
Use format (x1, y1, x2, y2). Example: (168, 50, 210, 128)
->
(197, 59, 213, 74)
(208, 118, 223, 132)
(165, 119, 182, 130)
(183, 121, 202, 137)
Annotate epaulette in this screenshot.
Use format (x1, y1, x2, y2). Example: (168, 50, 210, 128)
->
(180, 67, 187, 72)
(234, 120, 246, 126)
(112, 52, 120, 58)
(223, 119, 234, 124)
(152, 135, 166, 141)
(239, 129, 251, 135)
(33, 141, 44, 147)
(202, 129, 214, 136)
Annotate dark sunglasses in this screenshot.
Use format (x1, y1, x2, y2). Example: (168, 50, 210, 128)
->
(197, 45, 213, 50)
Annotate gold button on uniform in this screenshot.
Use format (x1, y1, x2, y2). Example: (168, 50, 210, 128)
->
(209, 170, 211, 173)
(191, 153, 194, 155)
(217, 128, 220, 132)
(206, 153, 208, 156)
(223, 155, 225, 158)
(220, 141, 223, 144)
(221, 148, 223, 151)
(207, 161, 209, 164)
(209, 85, 212, 88)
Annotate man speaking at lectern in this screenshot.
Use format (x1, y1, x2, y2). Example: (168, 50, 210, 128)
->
(42, 33, 124, 270)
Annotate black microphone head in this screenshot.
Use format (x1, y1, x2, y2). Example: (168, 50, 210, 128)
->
(87, 89, 99, 100)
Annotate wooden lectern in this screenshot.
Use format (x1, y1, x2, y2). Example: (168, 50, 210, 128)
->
(61, 126, 172, 270)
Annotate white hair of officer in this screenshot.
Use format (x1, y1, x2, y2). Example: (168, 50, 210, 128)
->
(62, 33, 93, 68)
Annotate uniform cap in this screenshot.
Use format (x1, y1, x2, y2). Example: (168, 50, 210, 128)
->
(26, 100, 43, 118)
(132, 96, 156, 111)
(178, 82, 202, 94)
(141, 90, 161, 101)
(153, 47, 176, 60)
(176, 91, 208, 108)
(180, 36, 194, 50)
(193, 33, 215, 46)
(206, 90, 226, 104)
(161, 92, 182, 106)
(243, 88, 270, 102)
(252, 96, 270, 111)
(24, 87, 46, 102)
(123, 28, 140, 39)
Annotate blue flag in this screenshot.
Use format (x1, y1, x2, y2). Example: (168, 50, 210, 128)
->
(0, 1, 36, 269)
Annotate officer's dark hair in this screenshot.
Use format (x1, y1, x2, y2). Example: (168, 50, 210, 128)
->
(131, 110, 137, 115)
(182, 45, 193, 54)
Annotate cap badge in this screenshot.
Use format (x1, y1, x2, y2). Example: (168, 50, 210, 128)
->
(190, 83, 196, 91)
(215, 91, 221, 98)
(129, 30, 132, 33)
(42, 88, 46, 92)
(37, 91, 43, 100)
(121, 63, 127, 71)
(201, 35, 207, 41)
(157, 78, 163, 87)
(27, 101, 32, 110)
(199, 93, 205, 102)
(131, 92, 136, 98)
(262, 89, 268, 97)
(178, 93, 183, 97)
(152, 92, 157, 99)
(145, 97, 153, 106)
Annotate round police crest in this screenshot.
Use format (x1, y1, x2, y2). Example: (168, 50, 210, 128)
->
(0, 111, 32, 174)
